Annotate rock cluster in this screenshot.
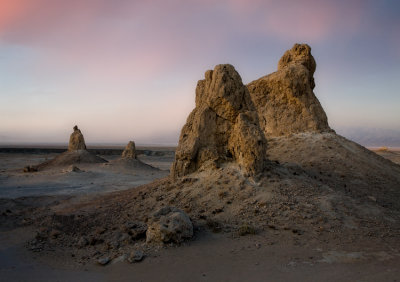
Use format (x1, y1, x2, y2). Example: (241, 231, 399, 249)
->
(146, 207, 193, 244)
(171, 64, 267, 178)
(68, 125, 87, 151)
(122, 141, 136, 159)
(247, 43, 331, 136)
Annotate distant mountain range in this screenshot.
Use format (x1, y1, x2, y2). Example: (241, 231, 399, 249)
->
(335, 127, 400, 148)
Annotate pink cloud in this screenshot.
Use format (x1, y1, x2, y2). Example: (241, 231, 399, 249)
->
(0, 0, 369, 82)
(225, 0, 365, 41)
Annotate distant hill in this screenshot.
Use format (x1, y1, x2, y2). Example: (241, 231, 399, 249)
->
(335, 127, 400, 147)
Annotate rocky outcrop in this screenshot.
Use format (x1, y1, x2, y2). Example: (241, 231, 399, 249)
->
(68, 126, 87, 151)
(34, 125, 107, 170)
(122, 141, 136, 159)
(146, 207, 193, 244)
(171, 64, 267, 178)
(247, 43, 331, 137)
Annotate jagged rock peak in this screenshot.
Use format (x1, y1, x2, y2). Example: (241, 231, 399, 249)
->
(68, 125, 87, 151)
(171, 64, 267, 179)
(278, 43, 316, 75)
(122, 141, 136, 159)
(247, 44, 331, 137)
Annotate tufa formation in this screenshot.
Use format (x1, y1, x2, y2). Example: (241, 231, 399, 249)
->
(122, 141, 136, 159)
(171, 64, 267, 178)
(68, 125, 87, 151)
(34, 125, 107, 170)
(247, 43, 331, 136)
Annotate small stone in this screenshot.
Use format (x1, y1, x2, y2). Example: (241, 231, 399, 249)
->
(49, 229, 61, 239)
(23, 166, 38, 173)
(111, 254, 128, 264)
(124, 221, 147, 240)
(69, 165, 82, 172)
(97, 257, 110, 266)
(77, 237, 88, 248)
(95, 227, 106, 235)
(127, 250, 144, 263)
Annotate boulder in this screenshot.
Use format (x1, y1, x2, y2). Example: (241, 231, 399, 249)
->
(146, 207, 193, 244)
(122, 141, 136, 159)
(247, 43, 332, 137)
(68, 125, 87, 151)
(171, 64, 267, 178)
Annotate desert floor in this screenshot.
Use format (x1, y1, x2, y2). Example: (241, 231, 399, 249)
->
(0, 147, 399, 281)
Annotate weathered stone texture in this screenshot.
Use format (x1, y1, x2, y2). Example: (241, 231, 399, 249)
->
(68, 125, 87, 151)
(247, 43, 331, 137)
(171, 64, 267, 178)
(122, 141, 136, 159)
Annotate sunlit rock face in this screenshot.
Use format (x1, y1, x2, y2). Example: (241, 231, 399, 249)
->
(122, 141, 136, 159)
(247, 43, 332, 137)
(68, 125, 87, 151)
(171, 64, 267, 178)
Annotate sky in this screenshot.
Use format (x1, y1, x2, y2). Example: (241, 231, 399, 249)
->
(1, 0, 399, 145)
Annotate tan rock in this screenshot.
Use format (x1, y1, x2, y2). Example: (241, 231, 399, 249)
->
(35, 125, 107, 170)
(146, 207, 193, 244)
(122, 141, 136, 159)
(247, 43, 331, 137)
(171, 64, 267, 178)
(68, 125, 87, 151)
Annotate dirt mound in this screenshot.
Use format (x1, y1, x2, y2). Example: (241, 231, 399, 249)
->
(267, 132, 400, 210)
(36, 150, 107, 170)
(172, 64, 267, 178)
(247, 43, 331, 136)
(109, 158, 159, 172)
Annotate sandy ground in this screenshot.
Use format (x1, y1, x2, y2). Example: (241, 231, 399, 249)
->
(2, 227, 399, 282)
(0, 152, 171, 198)
(1, 139, 400, 281)
(371, 147, 400, 165)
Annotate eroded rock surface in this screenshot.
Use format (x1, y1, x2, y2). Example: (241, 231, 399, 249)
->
(247, 43, 331, 137)
(122, 141, 136, 159)
(68, 125, 87, 151)
(146, 207, 193, 244)
(171, 64, 267, 178)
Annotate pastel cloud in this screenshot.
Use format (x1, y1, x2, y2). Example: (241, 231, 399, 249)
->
(0, 0, 399, 144)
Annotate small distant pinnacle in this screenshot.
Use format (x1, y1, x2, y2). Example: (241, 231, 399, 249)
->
(68, 125, 87, 151)
(122, 141, 136, 159)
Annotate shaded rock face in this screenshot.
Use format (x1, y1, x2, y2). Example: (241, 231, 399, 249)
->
(122, 141, 136, 159)
(68, 126, 87, 151)
(171, 64, 267, 178)
(146, 207, 193, 244)
(247, 43, 331, 137)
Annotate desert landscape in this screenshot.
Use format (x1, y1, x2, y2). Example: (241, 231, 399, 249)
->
(1, 44, 399, 281)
